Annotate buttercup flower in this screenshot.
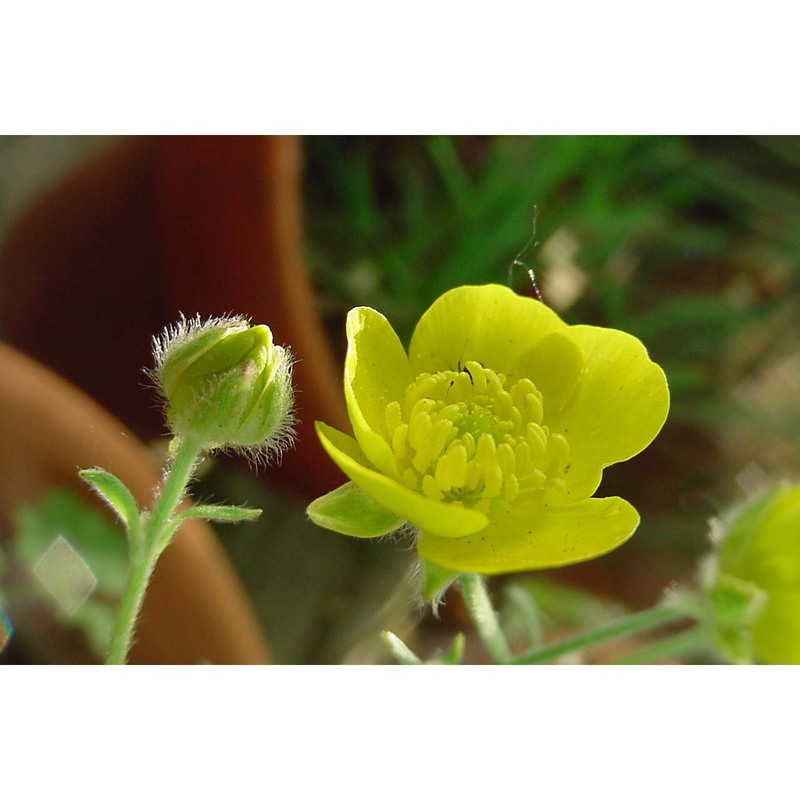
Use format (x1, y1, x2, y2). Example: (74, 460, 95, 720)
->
(152, 314, 295, 459)
(308, 285, 669, 585)
(705, 482, 800, 664)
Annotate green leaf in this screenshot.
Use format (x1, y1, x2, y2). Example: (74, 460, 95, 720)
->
(380, 631, 423, 665)
(153, 504, 262, 556)
(307, 481, 404, 538)
(79, 468, 140, 538)
(177, 504, 263, 524)
(14, 488, 128, 596)
(437, 632, 466, 665)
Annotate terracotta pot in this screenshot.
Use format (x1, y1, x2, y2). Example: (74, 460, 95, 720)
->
(0, 340, 271, 664)
(0, 135, 349, 501)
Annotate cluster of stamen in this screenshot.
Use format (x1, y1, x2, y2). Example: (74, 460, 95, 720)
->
(384, 361, 570, 513)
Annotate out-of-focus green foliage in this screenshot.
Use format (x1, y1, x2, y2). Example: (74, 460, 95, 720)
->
(13, 489, 127, 595)
(3, 489, 127, 661)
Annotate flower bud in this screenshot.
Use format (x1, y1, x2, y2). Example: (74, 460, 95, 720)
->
(153, 315, 295, 459)
(703, 482, 800, 664)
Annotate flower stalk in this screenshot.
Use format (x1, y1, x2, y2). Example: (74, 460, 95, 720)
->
(459, 574, 512, 664)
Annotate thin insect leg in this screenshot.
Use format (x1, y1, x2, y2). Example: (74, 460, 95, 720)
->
(508, 208, 544, 301)
(508, 257, 543, 301)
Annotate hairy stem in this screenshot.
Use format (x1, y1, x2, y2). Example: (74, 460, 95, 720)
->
(459, 574, 512, 664)
(146, 437, 202, 554)
(106, 436, 201, 664)
(106, 549, 159, 665)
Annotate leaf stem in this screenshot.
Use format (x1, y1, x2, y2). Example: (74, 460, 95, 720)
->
(612, 626, 709, 665)
(459, 574, 512, 664)
(512, 603, 695, 665)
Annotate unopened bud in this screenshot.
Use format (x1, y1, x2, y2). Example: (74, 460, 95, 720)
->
(704, 482, 800, 664)
(153, 315, 295, 459)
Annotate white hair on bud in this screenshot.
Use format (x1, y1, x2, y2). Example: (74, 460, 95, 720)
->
(151, 312, 250, 372)
(148, 312, 296, 466)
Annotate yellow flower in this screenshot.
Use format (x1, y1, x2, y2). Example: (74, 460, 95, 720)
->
(308, 285, 669, 584)
(708, 482, 800, 664)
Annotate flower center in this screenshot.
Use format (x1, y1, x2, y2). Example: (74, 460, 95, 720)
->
(384, 361, 570, 513)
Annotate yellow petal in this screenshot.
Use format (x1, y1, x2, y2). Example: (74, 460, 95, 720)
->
(513, 330, 583, 419)
(344, 307, 412, 478)
(417, 495, 639, 574)
(316, 421, 488, 538)
(409, 284, 567, 376)
(533, 325, 669, 500)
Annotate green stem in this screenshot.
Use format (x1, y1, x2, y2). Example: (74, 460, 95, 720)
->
(512, 604, 694, 665)
(106, 549, 159, 665)
(145, 437, 202, 554)
(106, 436, 201, 665)
(459, 574, 512, 664)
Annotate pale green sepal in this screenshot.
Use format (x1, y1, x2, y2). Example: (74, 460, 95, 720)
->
(381, 631, 423, 665)
(307, 481, 404, 539)
(177, 504, 263, 524)
(421, 557, 461, 606)
(79, 468, 141, 541)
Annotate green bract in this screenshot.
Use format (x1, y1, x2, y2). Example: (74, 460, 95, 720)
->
(308, 284, 669, 583)
(153, 315, 294, 458)
(708, 482, 800, 664)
